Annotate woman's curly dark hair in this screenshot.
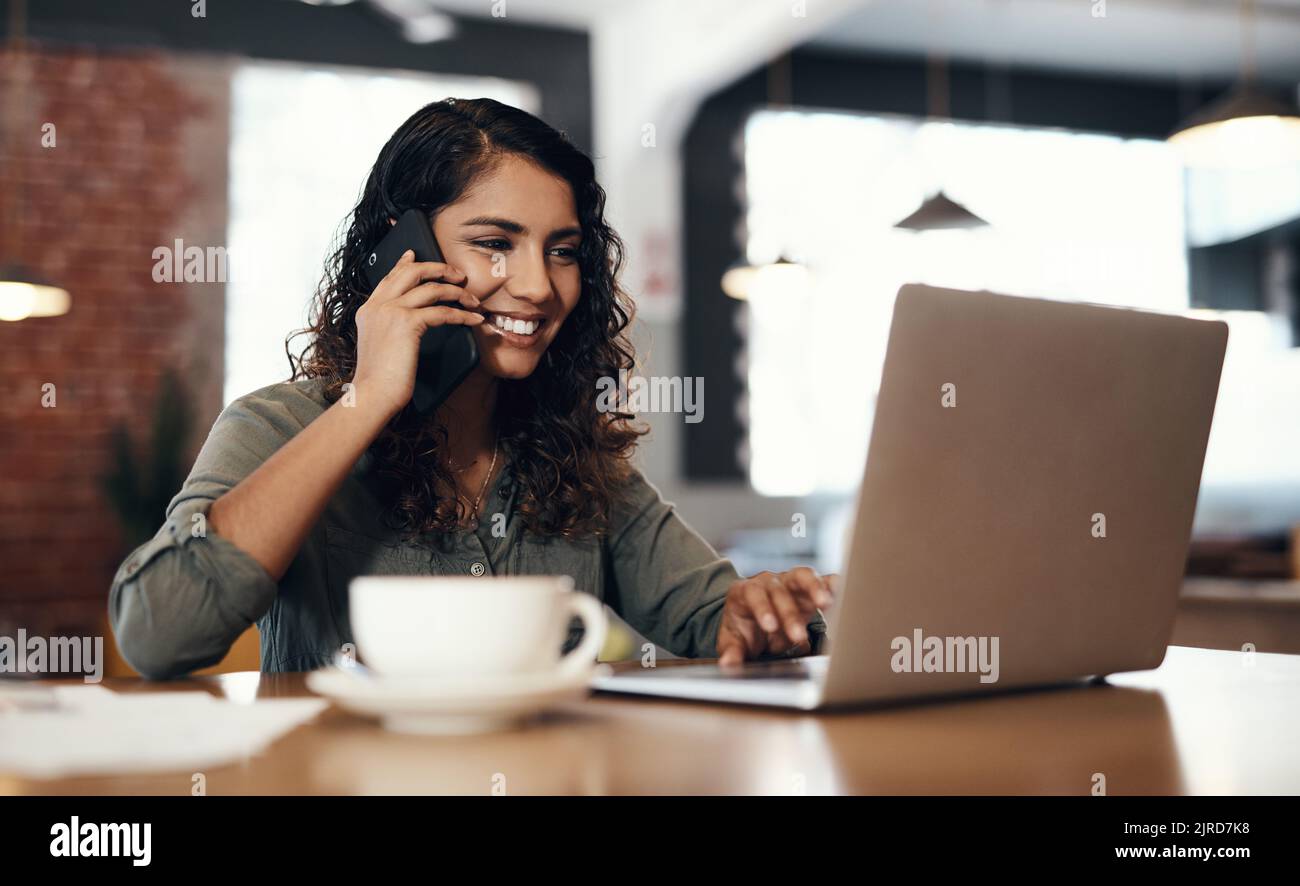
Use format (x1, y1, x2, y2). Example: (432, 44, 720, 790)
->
(287, 98, 646, 540)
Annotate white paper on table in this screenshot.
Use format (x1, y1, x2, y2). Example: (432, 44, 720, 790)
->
(0, 683, 328, 779)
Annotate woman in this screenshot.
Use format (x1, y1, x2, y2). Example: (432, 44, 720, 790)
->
(109, 98, 833, 679)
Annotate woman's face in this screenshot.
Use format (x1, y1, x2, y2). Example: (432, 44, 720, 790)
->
(432, 154, 583, 381)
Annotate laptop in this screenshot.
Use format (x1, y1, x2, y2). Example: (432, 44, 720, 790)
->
(592, 284, 1228, 710)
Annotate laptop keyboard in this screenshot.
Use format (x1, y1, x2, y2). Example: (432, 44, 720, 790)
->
(634, 656, 828, 681)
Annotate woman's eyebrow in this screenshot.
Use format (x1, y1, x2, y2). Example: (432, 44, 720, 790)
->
(460, 216, 581, 241)
(461, 215, 525, 233)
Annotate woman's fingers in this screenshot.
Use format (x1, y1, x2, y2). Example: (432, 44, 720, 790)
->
(366, 249, 415, 302)
(395, 280, 480, 311)
(716, 583, 773, 666)
(370, 251, 467, 303)
(824, 573, 841, 602)
(718, 568, 836, 665)
(765, 574, 810, 647)
(786, 566, 833, 610)
(716, 625, 747, 667)
(731, 575, 804, 657)
(740, 580, 781, 636)
(412, 305, 486, 328)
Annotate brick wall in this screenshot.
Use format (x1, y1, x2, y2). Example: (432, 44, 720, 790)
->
(0, 45, 231, 657)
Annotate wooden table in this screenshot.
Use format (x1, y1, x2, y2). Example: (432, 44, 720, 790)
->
(1173, 577, 1300, 655)
(4, 646, 1297, 795)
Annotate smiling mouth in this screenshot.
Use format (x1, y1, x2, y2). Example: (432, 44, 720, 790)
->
(481, 312, 547, 344)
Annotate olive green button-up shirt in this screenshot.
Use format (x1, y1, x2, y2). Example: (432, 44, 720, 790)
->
(108, 378, 743, 679)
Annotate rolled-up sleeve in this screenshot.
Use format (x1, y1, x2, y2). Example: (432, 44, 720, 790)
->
(108, 384, 318, 679)
(603, 468, 738, 658)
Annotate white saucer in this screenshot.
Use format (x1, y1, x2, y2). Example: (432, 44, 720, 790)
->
(306, 664, 610, 735)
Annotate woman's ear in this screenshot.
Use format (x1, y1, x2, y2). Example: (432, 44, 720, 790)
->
(387, 217, 396, 226)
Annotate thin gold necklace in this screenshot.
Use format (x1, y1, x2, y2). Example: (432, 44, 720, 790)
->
(461, 433, 499, 530)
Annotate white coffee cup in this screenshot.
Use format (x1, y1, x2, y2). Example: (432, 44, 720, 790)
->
(348, 575, 606, 680)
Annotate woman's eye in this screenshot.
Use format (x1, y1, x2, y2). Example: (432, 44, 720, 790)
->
(549, 246, 579, 261)
(474, 239, 511, 251)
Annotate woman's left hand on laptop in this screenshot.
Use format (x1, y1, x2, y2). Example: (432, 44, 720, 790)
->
(716, 568, 838, 666)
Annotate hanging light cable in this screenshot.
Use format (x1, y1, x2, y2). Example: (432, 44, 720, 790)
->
(722, 52, 812, 301)
(892, 26, 989, 232)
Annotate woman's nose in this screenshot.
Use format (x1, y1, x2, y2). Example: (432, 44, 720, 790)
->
(503, 250, 552, 301)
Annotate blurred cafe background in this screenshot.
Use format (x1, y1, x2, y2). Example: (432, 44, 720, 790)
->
(1, 0, 1298, 676)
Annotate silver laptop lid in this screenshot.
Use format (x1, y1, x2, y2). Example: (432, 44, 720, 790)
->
(821, 285, 1227, 705)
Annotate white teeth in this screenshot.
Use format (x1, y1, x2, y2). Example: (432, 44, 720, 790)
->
(493, 315, 538, 335)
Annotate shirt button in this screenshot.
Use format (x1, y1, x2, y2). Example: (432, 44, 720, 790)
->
(470, 562, 486, 577)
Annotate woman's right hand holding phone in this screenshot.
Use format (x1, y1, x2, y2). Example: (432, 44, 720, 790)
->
(205, 250, 483, 579)
(351, 249, 484, 419)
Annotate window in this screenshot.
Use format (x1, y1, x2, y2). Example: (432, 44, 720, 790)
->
(740, 108, 1299, 510)
(225, 61, 538, 405)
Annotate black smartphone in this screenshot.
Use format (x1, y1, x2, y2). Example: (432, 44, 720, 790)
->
(361, 208, 479, 414)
